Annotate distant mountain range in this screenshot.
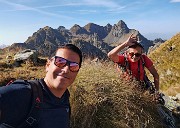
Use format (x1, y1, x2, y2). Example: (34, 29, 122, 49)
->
(0, 44, 9, 49)
(2, 20, 165, 59)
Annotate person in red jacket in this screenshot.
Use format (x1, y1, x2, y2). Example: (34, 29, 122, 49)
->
(108, 34, 159, 91)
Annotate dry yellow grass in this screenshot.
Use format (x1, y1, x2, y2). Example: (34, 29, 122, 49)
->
(69, 61, 163, 128)
(148, 33, 180, 95)
(0, 58, 165, 128)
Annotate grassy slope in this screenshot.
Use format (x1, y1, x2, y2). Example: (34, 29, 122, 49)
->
(148, 33, 180, 95)
(0, 58, 164, 127)
(70, 62, 163, 128)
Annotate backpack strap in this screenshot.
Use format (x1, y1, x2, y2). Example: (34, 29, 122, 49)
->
(124, 53, 131, 75)
(140, 55, 149, 80)
(140, 55, 145, 67)
(17, 80, 43, 128)
(138, 60, 140, 80)
(117, 52, 132, 75)
(137, 56, 145, 80)
(141, 56, 155, 93)
(0, 123, 15, 128)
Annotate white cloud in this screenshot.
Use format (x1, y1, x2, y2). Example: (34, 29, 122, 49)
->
(0, 0, 126, 14)
(170, 0, 180, 2)
(83, 0, 119, 8)
(0, 0, 33, 10)
(0, 0, 72, 19)
(33, 0, 126, 14)
(37, 0, 125, 10)
(35, 3, 84, 9)
(78, 10, 97, 13)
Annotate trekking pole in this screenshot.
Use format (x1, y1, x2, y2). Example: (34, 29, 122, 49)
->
(157, 104, 176, 128)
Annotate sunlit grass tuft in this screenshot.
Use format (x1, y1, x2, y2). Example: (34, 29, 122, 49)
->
(69, 61, 163, 128)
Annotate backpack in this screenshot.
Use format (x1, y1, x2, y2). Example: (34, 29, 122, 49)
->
(0, 79, 43, 128)
(117, 53, 155, 93)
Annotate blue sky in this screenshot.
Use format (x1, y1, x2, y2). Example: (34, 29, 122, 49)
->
(0, 0, 180, 45)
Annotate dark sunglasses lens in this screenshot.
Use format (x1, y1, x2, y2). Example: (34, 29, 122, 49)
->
(129, 52, 134, 57)
(129, 52, 141, 57)
(55, 57, 67, 68)
(135, 53, 141, 57)
(54, 56, 79, 72)
(69, 63, 79, 72)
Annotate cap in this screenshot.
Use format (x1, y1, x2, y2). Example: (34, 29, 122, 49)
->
(128, 42, 144, 49)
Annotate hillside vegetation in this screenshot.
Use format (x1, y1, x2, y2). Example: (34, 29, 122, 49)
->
(0, 57, 164, 127)
(148, 33, 180, 95)
(1, 31, 180, 127)
(70, 62, 163, 128)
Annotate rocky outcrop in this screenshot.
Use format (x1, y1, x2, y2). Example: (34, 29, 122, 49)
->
(162, 93, 180, 127)
(14, 49, 38, 66)
(148, 38, 165, 54)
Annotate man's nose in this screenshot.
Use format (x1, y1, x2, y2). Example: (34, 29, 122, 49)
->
(61, 65, 70, 73)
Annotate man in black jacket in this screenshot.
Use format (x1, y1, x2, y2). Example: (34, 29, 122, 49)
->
(0, 44, 82, 128)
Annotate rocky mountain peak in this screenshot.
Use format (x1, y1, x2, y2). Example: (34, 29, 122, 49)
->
(153, 38, 166, 44)
(83, 23, 108, 39)
(113, 20, 129, 33)
(106, 23, 112, 27)
(117, 20, 128, 29)
(71, 24, 81, 29)
(42, 26, 53, 31)
(70, 24, 87, 35)
(104, 23, 112, 33)
(57, 26, 66, 31)
(84, 23, 99, 32)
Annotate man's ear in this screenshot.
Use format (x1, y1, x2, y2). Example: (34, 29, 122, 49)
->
(45, 59, 51, 72)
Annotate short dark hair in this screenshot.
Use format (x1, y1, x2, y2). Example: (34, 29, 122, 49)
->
(128, 42, 144, 49)
(57, 44, 82, 67)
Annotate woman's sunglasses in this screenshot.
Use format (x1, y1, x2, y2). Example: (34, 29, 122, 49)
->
(54, 56, 80, 72)
(129, 52, 142, 57)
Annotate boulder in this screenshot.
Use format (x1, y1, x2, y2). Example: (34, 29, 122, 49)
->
(14, 49, 38, 66)
(176, 93, 180, 101)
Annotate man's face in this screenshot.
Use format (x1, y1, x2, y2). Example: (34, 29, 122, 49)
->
(128, 46, 142, 62)
(45, 48, 80, 90)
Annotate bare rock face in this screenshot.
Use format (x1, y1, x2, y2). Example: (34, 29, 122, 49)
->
(70, 24, 88, 35)
(103, 20, 129, 44)
(14, 49, 38, 66)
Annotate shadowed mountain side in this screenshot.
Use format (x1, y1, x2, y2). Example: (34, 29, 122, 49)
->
(71, 39, 112, 60)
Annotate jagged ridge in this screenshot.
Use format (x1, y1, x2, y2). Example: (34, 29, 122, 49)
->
(5, 20, 157, 59)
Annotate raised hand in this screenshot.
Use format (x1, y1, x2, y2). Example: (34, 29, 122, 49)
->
(124, 34, 138, 47)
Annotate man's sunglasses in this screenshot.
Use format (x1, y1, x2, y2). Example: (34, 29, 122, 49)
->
(54, 56, 80, 72)
(129, 52, 142, 57)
